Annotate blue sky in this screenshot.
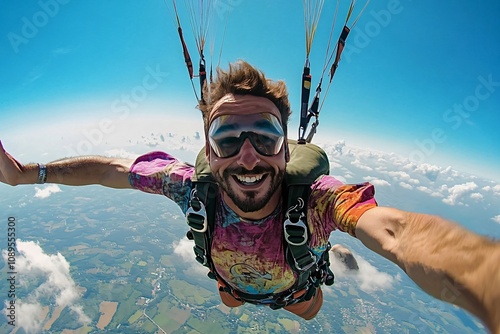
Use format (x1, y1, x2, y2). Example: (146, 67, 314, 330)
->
(1, 3, 499, 330)
(1, 0, 499, 181)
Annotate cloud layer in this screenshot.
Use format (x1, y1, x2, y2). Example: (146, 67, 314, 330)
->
(318, 139, 500, 234)
(2, 240, 89, 333)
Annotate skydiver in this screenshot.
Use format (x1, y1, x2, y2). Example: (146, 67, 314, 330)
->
(0, 61, 498, 333)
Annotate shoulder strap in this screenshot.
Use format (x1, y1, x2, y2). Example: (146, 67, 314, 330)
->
(283, 140, 331, 290)
(186, 149, 218, 274)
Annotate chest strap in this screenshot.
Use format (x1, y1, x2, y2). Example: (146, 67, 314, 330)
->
(186, 181, 334, 309)
(217, 275, 315, 309)
(186, 183, 217, 272)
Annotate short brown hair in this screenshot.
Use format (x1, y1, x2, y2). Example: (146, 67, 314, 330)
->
(199, 60, 291, 137)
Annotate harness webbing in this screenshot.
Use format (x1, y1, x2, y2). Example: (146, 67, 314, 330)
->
(199, 57, 207, 103)
(298, 62, 312, 143)
(186, 141, 334, 308)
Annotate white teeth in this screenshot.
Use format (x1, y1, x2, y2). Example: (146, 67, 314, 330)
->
(236, 174, 263, 184)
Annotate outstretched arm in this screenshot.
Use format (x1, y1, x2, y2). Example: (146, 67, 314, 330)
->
(0, 140, 133, 188)
(355, 207, 500, 333)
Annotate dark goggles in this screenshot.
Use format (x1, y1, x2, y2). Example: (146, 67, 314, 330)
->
(208, 113, 285, 158)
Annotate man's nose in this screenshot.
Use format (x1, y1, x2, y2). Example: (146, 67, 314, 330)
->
(236, 139, 261, 170)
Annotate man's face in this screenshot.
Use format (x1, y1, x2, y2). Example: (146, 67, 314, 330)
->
(207, 94, 287, 216)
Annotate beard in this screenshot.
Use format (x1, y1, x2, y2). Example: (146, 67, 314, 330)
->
(214, 165, 285, 213)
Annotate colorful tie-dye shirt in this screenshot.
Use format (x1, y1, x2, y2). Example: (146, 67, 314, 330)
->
(129, 151, 377, 295)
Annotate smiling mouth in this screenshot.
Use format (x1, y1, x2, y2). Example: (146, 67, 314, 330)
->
(233, 174, 267, 186)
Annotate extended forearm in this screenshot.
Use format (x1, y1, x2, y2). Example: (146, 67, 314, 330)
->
(22, 156, 132, 188)
(395, 212, 500, 333)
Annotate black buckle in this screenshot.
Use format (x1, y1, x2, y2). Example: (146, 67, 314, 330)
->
(272, 291, 295, 309)
(284, 217, 308, 246)
(284, 214, 317, 271)
(293, 251, 317, 271)
(193, 245, 208, 266)
(186, 196, 208, 233)
(284, 197, 308, 246)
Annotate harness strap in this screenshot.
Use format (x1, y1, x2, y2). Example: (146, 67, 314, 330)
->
(186, 182, 217, 271)
(284, 184, 318, 290)
(186, 181, 334, 308)
(187, 141, 334, 308)
(217, 274, 314, 309)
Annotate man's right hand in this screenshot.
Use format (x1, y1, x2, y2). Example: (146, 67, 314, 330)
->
(0, 140, 37, 185)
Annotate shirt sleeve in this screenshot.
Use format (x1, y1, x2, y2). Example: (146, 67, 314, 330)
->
(128, 151, 194, 213)
(308, 175, 377, 239)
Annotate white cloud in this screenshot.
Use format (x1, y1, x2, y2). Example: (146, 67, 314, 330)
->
(329, 161, 343, 169)
(405, 163, 443, 181)
(442, 182, 478, 206)
(363, 176, 391, 187)
(371, 179, 391, 187)
(492, 215, 500, 224)
(482, 184, 500, 196)
(351, 158, 373, 171)
(2, 240, 90, 333)
(384, 170, 410, 180)
(381, 170, 419, 186)
(173, 237, 195, 261)
(399, 182, 413, 190)
(330, 253, 396, 293)
(416, 186, 443, 198)
(173, 237, 209, 276)
(416, 185, 432, 194)
(409, 178, 420, 185)
(15, 302, 45, 333)
(34, 184, 61, 199)
(470, 193, 483, 201)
